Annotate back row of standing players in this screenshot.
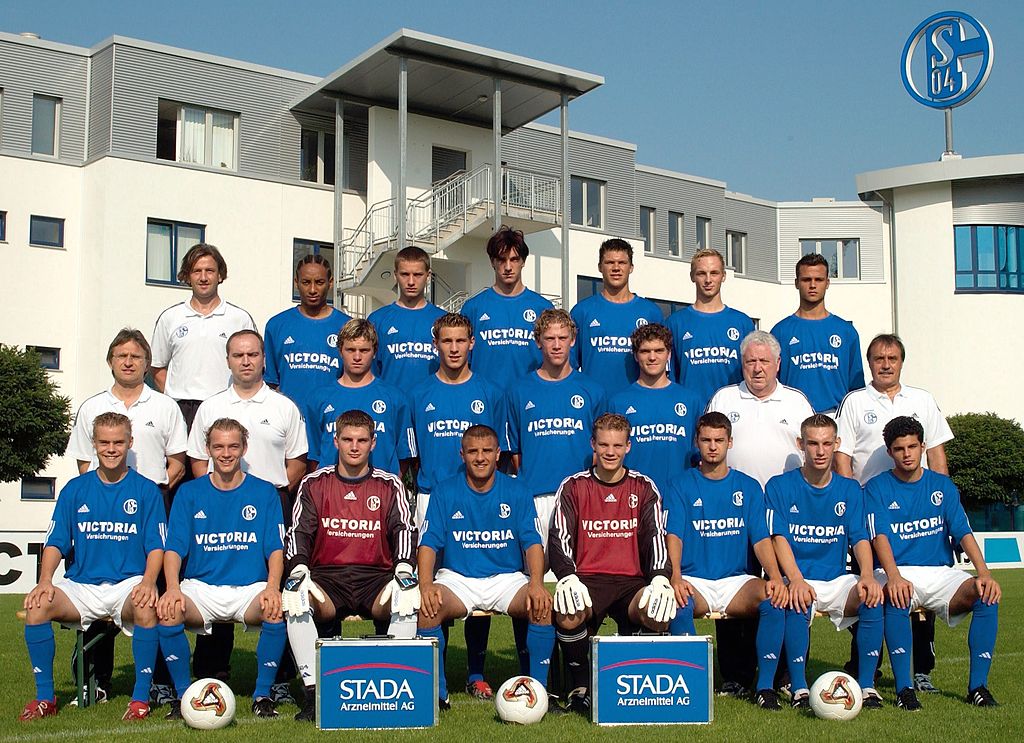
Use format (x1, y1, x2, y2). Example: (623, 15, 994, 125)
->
(61, 227, 999, 716)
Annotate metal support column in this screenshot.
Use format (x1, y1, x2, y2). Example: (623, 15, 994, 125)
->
(333, 98, 344, 300)
(398, 56, 408, 250)
(493, 78, 502, 230)
(560, 92, 570, 305)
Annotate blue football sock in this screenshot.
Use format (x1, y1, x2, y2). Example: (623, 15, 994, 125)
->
(464, 615, 491, 683)
(784, 608, 811, 692)
(968, 598, 999, 691)
(856, 602, 883, 690)
(419, 625, 448, 700)
(526, 623, 555, 687)
(669, 601, 696, 636)
(512, 616, 531, 675)
(131, 625, 159, 702)
(25, 623, 55, 701)
(755, 599, 785, 692)
(254, 621, 286, 698)
(158, 623, 193, 697)
(883, 602, 913, 693)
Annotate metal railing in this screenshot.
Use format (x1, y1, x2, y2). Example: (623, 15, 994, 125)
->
(501, 166, 561, 221)
(339, 199, 396, 279)
(407, 164, 493, 243)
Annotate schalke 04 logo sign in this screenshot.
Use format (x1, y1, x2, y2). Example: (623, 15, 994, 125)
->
(901, 11, 993, 109)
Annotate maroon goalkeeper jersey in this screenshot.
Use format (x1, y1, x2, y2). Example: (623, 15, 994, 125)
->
(548, 467, 668, 580)
(286, 466, 416, 571)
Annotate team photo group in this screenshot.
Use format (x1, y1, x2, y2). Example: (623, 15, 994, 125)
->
(19, 224, 1002, 725)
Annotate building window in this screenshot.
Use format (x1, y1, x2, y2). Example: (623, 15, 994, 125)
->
(639, 206, 655, 253)
(726, 230, 746, 274)
(0, 210, 6, 241)
(301, 129, 338, 185)
(570, 176, 604, 228)
(668, 211, 684, 257)
(156, 100, 238, 169)
(293, 238, 333, 302)
(432, 146, 468, 184)
(800, 238, 860, 279)
(32, 94, 60, 156)
(146, 219, 205, 285)
(954, 225, 1024, 292)
(22, 477, 56, 501)
(696, 216, 711, 252)
(28, 346, 60, 370)
(29, 215, 64, 248)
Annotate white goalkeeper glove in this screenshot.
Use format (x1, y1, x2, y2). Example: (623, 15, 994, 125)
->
(281, 564, 326, 616)
(378, 563, 420, 617)
(638, 575, 677, 623)
(553, 574, 593, 616)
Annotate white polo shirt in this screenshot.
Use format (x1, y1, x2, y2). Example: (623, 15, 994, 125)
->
(706, 381, 815, 487)
(151, 298, 257, 401)
(67, 384, 187, 484)
(836, 383, 954, 485)
(187, 382, 307, 488)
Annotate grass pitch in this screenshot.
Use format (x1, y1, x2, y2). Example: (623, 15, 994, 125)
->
(0, 569, 1021, 741)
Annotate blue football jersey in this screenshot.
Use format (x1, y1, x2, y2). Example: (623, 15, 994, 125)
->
(166, 474, 284, 585)
(420, 472, 540, 578)
(461, 287, 552, 389)
(264, 306, 350, 412)
(45, 470, 165, 585)
(771, 313, 864, 413)
(410, 374, 507, 493)
(665, 305, 754, 408)
(765, 468, 868, 581)
(609, 382, 701, 493)
(664, 468, 769, 579)
(866, 470, 973, 568)
(367, 302, 446, 390)
(305, 378, 415, 475)
(570, 294, 664, 395)
(506, 371, 607, 497)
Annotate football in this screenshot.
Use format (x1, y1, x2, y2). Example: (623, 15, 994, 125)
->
(808, 670, 863, 721)
(494, 676, 548, 725)
(180, 677, 237, 730)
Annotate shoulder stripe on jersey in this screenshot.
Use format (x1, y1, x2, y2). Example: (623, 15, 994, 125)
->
(779, 384, 814, 407)
(153, 302, 188, 326)
(287, 465, 335, 560)
(225, 302, 257, 327)
(372, 467, 415, 562)
(553, 470, 591, 570)
(835, 387, 868, 418)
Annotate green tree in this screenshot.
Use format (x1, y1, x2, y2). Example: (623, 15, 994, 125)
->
(0, 344, 72, 482)
(946, 412, 1024, 505)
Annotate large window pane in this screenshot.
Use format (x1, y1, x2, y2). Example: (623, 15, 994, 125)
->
(29, 216, 64, 247)
(210, 112, 235, 169)
(800, 240, 816, 257)
(324, 133, 336, 187)
(146, 222, 173, 283)
(31, 95, 58, 156)
(180, 107, 206, 164)
(841, 239, 859, 278)
(820, 240, 839, 277)
(954, 226, 973, 271)
(977, 273, 997, 288)
(955, 274, 974, 289)
(696, 217, 710, 251)
(976, 226, 995, 271)
(640, 206, 654, 252)
(300, 130, 318, 181)
(570, 177, 583, 225)
(669, 212, 682, 256)
(585, 180, 601, 227)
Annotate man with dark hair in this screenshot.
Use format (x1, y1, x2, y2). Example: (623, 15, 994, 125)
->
(264, 254, 351, 416)
(367, 246, 445, 390)
(664, 412, 789, 711)
(771, 254, 864, 414)
(867, 416, 1001, 710)
(284, 409, 418, 721)
(151, 243, 257, 429)
(570, 238, 663, 395)
(835, 333, 953, 692)
(461, 226, 553, 388)
(610, 323, 701, 493)
(550, 413, 674, 715)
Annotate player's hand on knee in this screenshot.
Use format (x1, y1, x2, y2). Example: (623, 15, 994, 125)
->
(671, 576, 694, 608)
(131, 579, 159, 609)
(788, 578, 815, 613)
(639, 576, 677, 623)
(24, 580, 55, 610)
(419, 584, 443, 619)
(260, 586, 283, 622)
(554, 575, 592, 616)
(858, 575, 883, 608)
(975, 572, 1001, 605)
(526, 581, 552, 623)
(886, 574, 913, 609)
(380, 563, 420, 617)
(765, 577, 788, 608)
(158, 588, 185, 621)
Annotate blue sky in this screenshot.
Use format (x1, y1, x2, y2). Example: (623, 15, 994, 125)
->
(4, 0, 1022, 200)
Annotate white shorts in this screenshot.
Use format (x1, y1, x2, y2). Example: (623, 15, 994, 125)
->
(54, 576, 143, 635)
(415, 492, 430, 532)
(875, 566, 973, 626)
(807, 575, 860, 630)
(180, 579, 267, 634)
(683, 574, 758, 615)
(433, 569, 528, 618)
(534, 493, 556, 547)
